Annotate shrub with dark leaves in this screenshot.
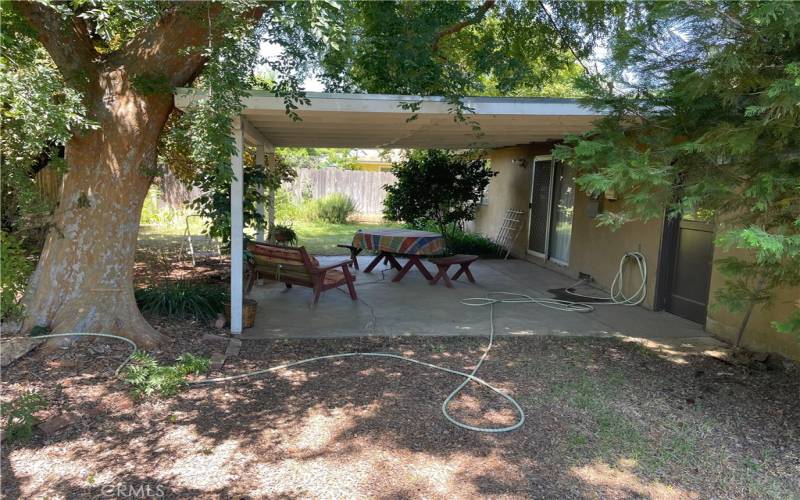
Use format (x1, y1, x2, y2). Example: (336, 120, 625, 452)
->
(135, 281, 227, 321)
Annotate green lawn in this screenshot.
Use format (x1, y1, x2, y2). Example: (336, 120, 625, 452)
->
(291, 220, 400, 255)
(137, 219, 400, 256)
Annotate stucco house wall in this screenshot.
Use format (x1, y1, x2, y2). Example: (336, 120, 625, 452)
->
(473, 145, 663, 310)
(705, 246, 800, 360)
(568, 194, 664, 310)
(473, 144, 798, 360)
(471, 144, 553, 256)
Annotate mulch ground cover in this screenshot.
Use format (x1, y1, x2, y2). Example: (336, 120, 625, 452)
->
(2, 315, 799, 499)
(134, 252, 230, 287)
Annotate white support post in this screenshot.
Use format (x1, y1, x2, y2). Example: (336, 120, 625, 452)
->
(267, 152, 277, 242)
(255, 144, 266, 242)
(230, 117, 244, 335)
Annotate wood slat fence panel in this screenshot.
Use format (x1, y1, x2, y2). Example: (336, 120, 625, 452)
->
(285, 168, 396, 215)
(154, 167, 397, 215)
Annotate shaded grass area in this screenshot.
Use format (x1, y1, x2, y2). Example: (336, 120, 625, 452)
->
(137, 220, 401, 257)
(289, 220, 401, 255)
(518, 341, 798, 498)
(2, 329, 798, 498)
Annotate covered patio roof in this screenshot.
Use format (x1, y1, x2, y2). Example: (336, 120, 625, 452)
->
(173, 89, 602, 149)
(172, 89, 604, 334)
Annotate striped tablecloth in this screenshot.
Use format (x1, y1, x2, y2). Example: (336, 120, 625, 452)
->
(352, 229, 444, 256)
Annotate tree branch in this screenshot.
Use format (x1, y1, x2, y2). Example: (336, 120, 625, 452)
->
(118, 3, 215, 87)
(432, 0, 496, 53)
(12, 1, 100, 85)
(537, 1, 591, 75)
(120, 3, 265, 88)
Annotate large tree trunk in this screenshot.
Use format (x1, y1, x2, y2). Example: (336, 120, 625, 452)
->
(14, 1, 266, 348)
(22, 72, 173, 349)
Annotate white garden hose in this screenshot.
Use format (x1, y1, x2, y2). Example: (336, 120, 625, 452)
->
(190, 292, 594, 432)
(22, 332, 138, 376)
(563, 251, 648, 306)
(23, 251, 645, 434)
(24, 293, 584, 433)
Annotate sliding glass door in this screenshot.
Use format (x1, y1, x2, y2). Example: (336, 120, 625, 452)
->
(527, 158, 553, 256)
(527, 157, 575, 265)
(548, 163, 575, 264)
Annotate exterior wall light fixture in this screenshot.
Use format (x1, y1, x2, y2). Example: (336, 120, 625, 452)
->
(511, 158, 528, 168)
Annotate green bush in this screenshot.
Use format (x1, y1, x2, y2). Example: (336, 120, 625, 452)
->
(1, 391, 48, 444)
(409, 221, 502, 258)
(124, 352, 210, 399)
(448, 230, 503, 258)
(139, 186, 162, 224)
(140, 186, 190, 227)
(314, 193, 357, 224)
(384, 150, 496, 252)
(1, 231, 33, 320)
(135, 281, 227, 321)
(277, 190, 357, 225)
(276, 190, 357, 225)
(274, 188, 300, 221)
(294, 198, 321, 222)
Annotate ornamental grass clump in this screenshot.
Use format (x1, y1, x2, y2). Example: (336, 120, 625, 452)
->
(314, 193, 358, 224)
(134, 280, 227, 322)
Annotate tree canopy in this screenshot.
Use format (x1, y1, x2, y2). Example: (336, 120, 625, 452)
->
(554, 1, 800, 340)
(1, 0, 591, 253)
(1, 0, 597, 240)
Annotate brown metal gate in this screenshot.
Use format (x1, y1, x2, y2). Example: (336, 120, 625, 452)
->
(657, 217, 715, 324)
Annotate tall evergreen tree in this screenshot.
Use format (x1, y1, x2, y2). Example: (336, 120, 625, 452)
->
(555, 1, 800, 342)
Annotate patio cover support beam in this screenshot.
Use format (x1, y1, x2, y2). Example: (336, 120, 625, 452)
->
(248, 116, 274, 244)
(255, 144, 265, 242)
(241, 115, 274, 150)
(230, 116, 244, 335)
(267, 152, 276, 243)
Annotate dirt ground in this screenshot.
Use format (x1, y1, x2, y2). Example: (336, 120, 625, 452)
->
(2, 314, 799, 499)
(2, 234, 798, 498)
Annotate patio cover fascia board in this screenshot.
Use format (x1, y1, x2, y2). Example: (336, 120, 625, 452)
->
(175, 88, 597, 115)
(173, 89, 604, 334)
(174, 89, 603, 150)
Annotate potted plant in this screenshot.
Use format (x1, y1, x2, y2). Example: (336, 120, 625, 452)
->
(269, 224, 298, 246)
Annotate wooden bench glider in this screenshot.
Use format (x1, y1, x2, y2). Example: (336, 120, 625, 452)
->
(246, 242, 357, 304)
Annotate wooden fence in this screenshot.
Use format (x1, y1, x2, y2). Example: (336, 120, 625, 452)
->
(157, 169, 202, 208)
(284, 168, 396, 215)
(35, 167, 62, 203)
(96, 166, 397, 215)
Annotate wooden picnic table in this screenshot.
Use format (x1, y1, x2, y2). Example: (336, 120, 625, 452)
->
(351, 228, 445, 282)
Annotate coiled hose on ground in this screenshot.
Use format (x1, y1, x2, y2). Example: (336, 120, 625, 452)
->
(23, 252, 647, 433)
(563, 251, 648, 306)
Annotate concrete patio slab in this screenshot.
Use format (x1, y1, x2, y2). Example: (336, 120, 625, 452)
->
(241, 256, 711, 342)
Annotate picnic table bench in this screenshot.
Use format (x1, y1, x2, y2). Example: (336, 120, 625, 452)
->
(428, 254, 479, 288)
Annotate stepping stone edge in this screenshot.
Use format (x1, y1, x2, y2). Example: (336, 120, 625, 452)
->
(224, 338, 242, 357)
(210, 352, 226, 371)
(39, 413, 79, 435)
